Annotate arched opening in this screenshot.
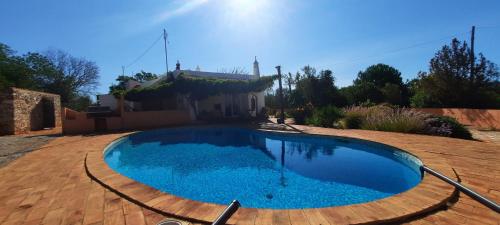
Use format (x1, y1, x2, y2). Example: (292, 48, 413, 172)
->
(42, 97, 56, 129)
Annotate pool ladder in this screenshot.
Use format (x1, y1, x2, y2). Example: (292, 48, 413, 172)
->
(212, 200, 241, 225)
(421, 165, 499, 213)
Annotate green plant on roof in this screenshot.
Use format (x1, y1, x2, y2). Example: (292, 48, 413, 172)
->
(125, 73, 277, 102)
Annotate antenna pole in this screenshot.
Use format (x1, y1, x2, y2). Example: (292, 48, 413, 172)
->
(276, 65, 285, 124)
(122, 66, 125, 76)
(163, 29, 169, 73)
(470, 26, 475, 84)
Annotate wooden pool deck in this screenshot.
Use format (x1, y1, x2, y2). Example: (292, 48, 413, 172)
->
(0, 125, 498, 224)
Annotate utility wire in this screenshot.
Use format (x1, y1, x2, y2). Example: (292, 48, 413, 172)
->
(476, 25, 500, 29)
(333, 31, 471, 66)
(124, 32, 164, 70)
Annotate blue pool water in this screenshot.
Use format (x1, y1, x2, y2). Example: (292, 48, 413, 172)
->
(104, 127, 422, 209)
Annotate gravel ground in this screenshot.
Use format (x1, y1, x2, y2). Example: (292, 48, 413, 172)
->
(469, 128, 500, 145)
(0, 134, 58, 167)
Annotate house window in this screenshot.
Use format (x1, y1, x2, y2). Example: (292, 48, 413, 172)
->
(251, 98, 256, 111)
(214, 104, 222, 111)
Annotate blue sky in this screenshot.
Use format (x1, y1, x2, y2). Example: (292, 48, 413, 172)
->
(1, 0, 499, 94)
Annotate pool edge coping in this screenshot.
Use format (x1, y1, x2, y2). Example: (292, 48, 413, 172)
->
(85, 126, 458, 224)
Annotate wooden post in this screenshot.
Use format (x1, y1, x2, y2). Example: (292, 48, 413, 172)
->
(470, 26, 475, 84)
(118, 95, 125, 130)
(276, 66, 285, 124)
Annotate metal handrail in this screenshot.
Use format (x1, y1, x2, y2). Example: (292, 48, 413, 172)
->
(421, 165, 500, 213)
(212, 200, 241, 225)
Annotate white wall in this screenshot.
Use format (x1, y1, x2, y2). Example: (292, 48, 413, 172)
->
(256, 91, 265, 113)
(247, 91, 265, 117)
(197, 95, 225, 116)
(98, 94, 118, 111)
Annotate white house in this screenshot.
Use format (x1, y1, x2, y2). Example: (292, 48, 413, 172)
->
(97, 58, 266, 119)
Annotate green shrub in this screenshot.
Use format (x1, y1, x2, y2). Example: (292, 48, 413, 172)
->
(339, 113, 364, 129)
(289, 108, 308, 124)
(275, 111, 284, 118)
(266, 107, 277, 117)
(274, 110, 291, 119)
(425, 116, 472, 140)
(305, 105, 343, 127)
(288, 104, 313, 124)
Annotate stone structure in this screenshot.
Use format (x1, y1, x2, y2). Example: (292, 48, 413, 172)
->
(0, 88, 61, 135)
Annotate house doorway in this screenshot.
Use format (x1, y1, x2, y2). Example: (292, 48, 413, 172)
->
(224, 94, 241, 117)
(94, 118, 107, 132)
(42, 98, 56, 128)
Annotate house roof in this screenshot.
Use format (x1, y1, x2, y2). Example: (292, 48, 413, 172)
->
(138, 70, 257, 89)
(173, 70, 255, 80)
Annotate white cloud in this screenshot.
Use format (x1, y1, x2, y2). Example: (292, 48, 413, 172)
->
(154, 0, 209, 23)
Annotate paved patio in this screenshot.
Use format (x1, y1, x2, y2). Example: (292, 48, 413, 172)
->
(0, 130, 59, 168)
(469, 128, 500, 145)
(0, 125, 498, 224)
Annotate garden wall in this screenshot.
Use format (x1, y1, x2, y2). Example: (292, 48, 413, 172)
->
(0, 88, 61, 135)
(416, 108, 500, 129)
(0, 91, 14, 134)
(62, 108, 95, 134)
(122, 110, 191, 130)
(62, 108, 192, 134)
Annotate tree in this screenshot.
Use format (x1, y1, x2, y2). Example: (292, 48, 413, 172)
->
(0, 43, 99, 110)
(287, 66, 346, 107)
(343, 64, 408, 105)
(411, 38, 499, 108)
(109, 75, 136, 96)
(0, 44, 39, 91)
(133, 71, 158, 83)
(293, 65, 318, 106)
(316, 70, 336, 106)
(109, 71, 158, 96)
(354, 64, 404, 88)
(43, 50, 99, 105)
(285, 72, 294, 94)
(340, 81, 383, 105)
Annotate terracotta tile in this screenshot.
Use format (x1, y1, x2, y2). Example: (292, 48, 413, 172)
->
(41, 207, 65, 225)
(103, 209, 124, 225)
(124, 211, 146, 225)
(0, 126, 498, 225)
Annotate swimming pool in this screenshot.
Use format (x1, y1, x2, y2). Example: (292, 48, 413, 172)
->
(104, 127, 422, 209)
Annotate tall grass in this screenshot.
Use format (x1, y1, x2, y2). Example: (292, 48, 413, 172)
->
(340, 105, 472, 139)
(361, 106, 428, 133)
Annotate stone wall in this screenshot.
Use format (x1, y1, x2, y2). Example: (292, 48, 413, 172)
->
(0, 89, 15, 135)
(0, 88, 62, 135)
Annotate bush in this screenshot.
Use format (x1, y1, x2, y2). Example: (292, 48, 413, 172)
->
(425, 116, 472, 140)
(274, 110, 291, 119)
(339, 113, 364, 129)
(288, 105, 313, 125)
(340, 105, 382, 129)
(289, 108, 308, 124)
(266, 107, 277, 117)
(258, 107, 269, 119)
(300, 104, 473, 140)
(361, 107, 428, 133)
(341, 105, 428, 133)
(340, 106, 370, 129)
(305, 105, 343, 127)
(275, 110, 284, 118)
